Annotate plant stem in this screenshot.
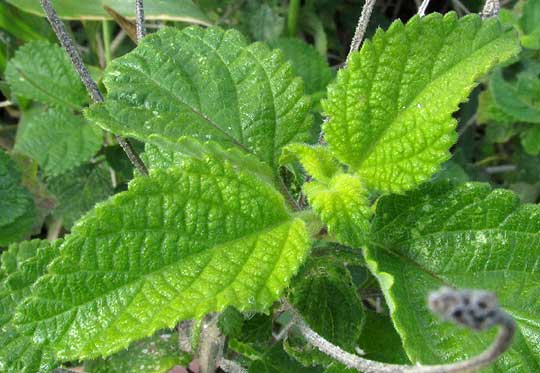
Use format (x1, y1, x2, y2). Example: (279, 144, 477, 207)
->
(284, 296, 515, 373)
(347, 0, 377, 63)
(287, 0, 301, 37)
(218, 358, 248, 373)
(102, 21, 112, 65)
(135, 0, 146, 42)
(481, 0, 500, 19)
(417, 0, 430, 16)
(39, 0, 148, 176)
(198, 314, 225, 373)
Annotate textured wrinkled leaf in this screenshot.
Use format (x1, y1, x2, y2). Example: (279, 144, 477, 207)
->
(286, 257, 365, 367)
(86, 26, 312, 171)
(16, 156, 310, 360)
(0, 150, 35, 246)
(268, 38, 333, 95)
(281, 144, 340, 183)
(46, 163, 113, 228)
(6, 0, 210, 25)
(84, 331, 190, 373)
(365, 181, 540, 371)
(304, 173, 371, 247)
(323, 13, 520, 192)
(15, 108, 103, 176)
(0, 240, 60, 372)
(5, 41, 88, 109)
(490, 69, 540, 123)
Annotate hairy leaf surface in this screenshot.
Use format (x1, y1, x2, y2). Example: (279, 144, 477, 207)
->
(304, 173, 371, 248)
(16, 156, 310, 360)
(86, 26, 312, 171)
(365, 182, 540, 371)
(5, 41, 88, 109)
(323, 13, 520, 192)
(15, 108, 103, 176)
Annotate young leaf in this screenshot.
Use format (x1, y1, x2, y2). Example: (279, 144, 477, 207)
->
(520, 125, 540, 156)
(304, 173, 371, 247)
(86, 26, 312, 171)
(0, 240, 61, 372)
(15, 108, 103, 176)
(16, 156, 310, 361)
(84, 331, 190, 373)
(323, 13, 520, 193)
(365, 181, 540, 371)
(5, 41, 89, 109)
(280, 144, 340, 183)
(46, 163, 114, 228)
(0, 150, 35, 246)
(268, 38, 334, 96)
(286, 257, 365, 367)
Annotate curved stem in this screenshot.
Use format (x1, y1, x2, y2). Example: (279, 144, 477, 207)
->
(135, 0, 146, 42)
(347, 0, 377, 63)
(284, 292, 515, 373)
(40, 0, 149, 176)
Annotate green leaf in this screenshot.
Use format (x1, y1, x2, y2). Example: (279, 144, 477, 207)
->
(247, 343, 319, 373)
(46, 162, 114, 228)
(323, 13, 520, 193)
(286, 257, 365, 367)
(0, 2, 52, 42)
(519, 0, 540, 49)
(0, 239, 60, 372)
(304, 173, 371, 247)
(84, 331, 190, 373)
(477, 90, 515, 125)
(520, 126, 540, 155)
(490, 69, 540, 124)
(248, 3, 284, 42)
(86, 26, 312, 171)
(6, 0, 210, 25)
(5, 41, 89, 109)
(280, 144, 340, 183)
(0, 150, 35, 246)
(16, 155, 310, 360)
(267, 38, 333, 95)
(365, 181, 540, 371)
(15, 108, 103, 176)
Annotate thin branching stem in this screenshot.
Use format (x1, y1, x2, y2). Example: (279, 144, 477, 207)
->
(284, 296, 515, 373)
(418, 0, 431, 16)
(135, 0, 147, 42)
(347, 0, 377, 63)
(481, 0, 500, 19)
(39, 0, 149, 176)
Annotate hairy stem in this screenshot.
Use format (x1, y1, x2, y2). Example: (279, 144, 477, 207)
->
(418, 0, 431, 16)
(287, 0, 301, 37)
(135, 0, 146, 42)
(218, 358, 248, 373)
(198, 314, 225, 373)
(39, 0, 149, 176)
(347, 0, 377, 63)
(284, 290, 515, 373)
(481, 0, 500, 19)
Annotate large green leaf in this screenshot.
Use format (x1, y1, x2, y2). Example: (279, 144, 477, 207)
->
(0, 240, 60, 372)
(86, 26, 312, 171)
(365, 181, 540, 371)
(15, 108, 103, 176)
(5, 41, 89, 109)
(15, 155, 310, 361)
(323, 13, 520, 193)
(6, 0, 210, 25)
(268, 38, 333, 96)
(0, 150, 35, 246)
